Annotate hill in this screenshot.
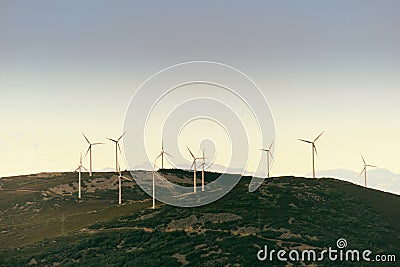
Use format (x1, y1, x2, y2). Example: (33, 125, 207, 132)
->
(306, 168, 400, 195)
(0, 171, 398, 266)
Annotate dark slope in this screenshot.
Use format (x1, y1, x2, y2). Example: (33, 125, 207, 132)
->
(0, 172, 398, 266)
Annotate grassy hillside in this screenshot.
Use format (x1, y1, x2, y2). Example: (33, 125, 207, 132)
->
(0, 171, 398, 266)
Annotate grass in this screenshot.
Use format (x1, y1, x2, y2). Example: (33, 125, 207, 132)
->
(0, 171, 149, 248)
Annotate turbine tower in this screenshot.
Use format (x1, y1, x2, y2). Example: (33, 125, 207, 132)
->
(298, 132, 324, 178)
(74, 153, 88, 199)
(158, 141, 172, 169)
(360, 155, 376, 187)
(199, 149, 207, 192)
(106, 133, 125, 173)
(152, 155, 161, 209)
(117, 165, 133, 205)
(83, 133, 103, 176)
(259, 142, 274, 178)
(152, 160, 156, 209)
(187, 147, 202, 193)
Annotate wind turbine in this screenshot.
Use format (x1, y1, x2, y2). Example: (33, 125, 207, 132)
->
(187, 147, 202, 193)
(106, 133, 125, 173)
(116, 165, 133, 205)
(159, 141, 172, 169)
(298, 132, 324, 178)
(360, 155, 376, 187)
(82, 133, 103, 176)
(74, 153, 88, 199)
(151, 146, 172, 209)
(198, 149, 207, 192)
(152, 155, 161, 209)
(260, 142, 274, 178)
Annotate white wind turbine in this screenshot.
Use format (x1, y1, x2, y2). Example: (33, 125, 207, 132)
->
(187, 147, 202, 193)
(259, 142, 274, 178)
(152, 154, 161, 209)
(74, 153, 88, 199)
(83, 133, 103, 176)
(359, 155, 376, 188)
(116, 165, 133, 205)
(106, 133, 125, 173)
(198, 149, 210, 192)
(151, 147, 173, 209)
(299, 132, 324, 179)
(159, 141, 172, 169)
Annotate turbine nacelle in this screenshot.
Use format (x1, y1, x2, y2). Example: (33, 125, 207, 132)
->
(107, 133, 125, 173)
(158, 141, 172, 169)
(75, 152, 88, 199)
(298, 132, 324, 178)
(359, 155, 376, 187)
(187, 146, 202, 193)
(82, 133, 104, 176)
(259, 141, 274, 178)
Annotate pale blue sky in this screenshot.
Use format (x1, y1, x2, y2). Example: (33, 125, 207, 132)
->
(0, 1, 399, 177)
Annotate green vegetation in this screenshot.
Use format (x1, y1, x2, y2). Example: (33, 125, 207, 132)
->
(0, 171, 398, 266)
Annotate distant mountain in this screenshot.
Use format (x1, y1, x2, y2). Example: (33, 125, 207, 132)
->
(206, 163, 254, 176)
(98, 167, 116, 172)
(132, 161, 155, 171)
(306, 168, 400, 195)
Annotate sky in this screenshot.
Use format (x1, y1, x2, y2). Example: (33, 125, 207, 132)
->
(0, 1, 399, 178)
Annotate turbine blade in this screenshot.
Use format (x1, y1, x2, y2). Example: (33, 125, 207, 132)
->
(118, 132, 125, 141)
(164, 152, 173, 157)
(190, 161, 195, 171)
(117, 143, 122, 154)
(121, 176, 133, 181)
(366, 165, 377, 168)
(361, 154, 366, 165)
(359, 167, 366, 176)
(82, 166, 89, 172)
(268, 151, 274, 161)
(313, 144, 318, 157)
(314, 131, 324, 142)
(82, 133, 90, 144)
(205, 162, 213, 170)
(152, 159, 157, 171)
(74, 167, 80, 172)
(187, 147, 195, 159)
(106, 138, 117, 142)
(84, 146, 90, 158)
(298, 139, 312, 144)
(268, 142, 273, 150)
(92, 142, 104, 145)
